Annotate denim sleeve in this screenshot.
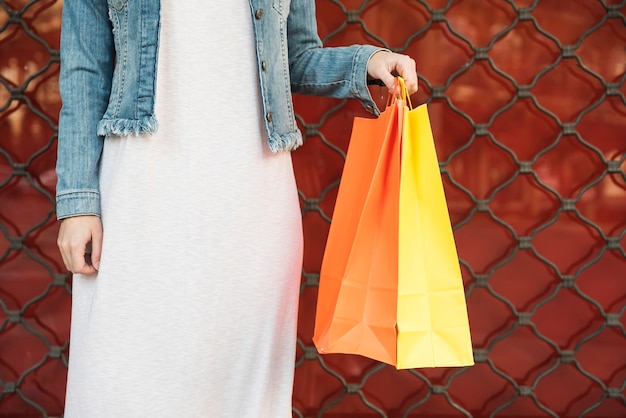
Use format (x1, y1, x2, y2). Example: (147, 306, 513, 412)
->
(55, 0, 114, 220)
(286, 0, 385, 115)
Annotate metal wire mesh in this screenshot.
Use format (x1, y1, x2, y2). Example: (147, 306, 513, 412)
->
(0, 0, 625, 417)
(1, 0, 67, 416)
(292, 0, 626, 416)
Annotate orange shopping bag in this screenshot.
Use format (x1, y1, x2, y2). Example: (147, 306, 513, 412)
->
(313, 78, 474, 369)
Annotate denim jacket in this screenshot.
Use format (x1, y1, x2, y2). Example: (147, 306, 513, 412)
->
(55, 0, 383, 219)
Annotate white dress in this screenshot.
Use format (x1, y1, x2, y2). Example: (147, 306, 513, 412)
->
(64, 3, 303, 417)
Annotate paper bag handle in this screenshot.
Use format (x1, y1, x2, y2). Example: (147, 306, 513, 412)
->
(386, 77, 413, 110)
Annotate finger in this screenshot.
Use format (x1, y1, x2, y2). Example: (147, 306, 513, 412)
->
(90, 225, 103, 271)
(69, 241, 97, 275)
(379, 70, 397, 92)
(395, 57, 418, 94)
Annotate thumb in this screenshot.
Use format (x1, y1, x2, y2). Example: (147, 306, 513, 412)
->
(378, 70, 397, 93)
(90, 225, 103, 271)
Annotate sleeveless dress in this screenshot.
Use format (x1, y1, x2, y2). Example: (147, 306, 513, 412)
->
(64, 3, 303, 417)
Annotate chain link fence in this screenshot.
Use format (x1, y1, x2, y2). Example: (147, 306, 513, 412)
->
(0, 0, 625, 417)
(1, 0, 67, 416)
(292, 0, 626, 416)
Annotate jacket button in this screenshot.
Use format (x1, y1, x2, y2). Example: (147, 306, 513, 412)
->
(255, 9, 264, 19)
(261, 61, 267, 71)
(266, 112, 273, 122)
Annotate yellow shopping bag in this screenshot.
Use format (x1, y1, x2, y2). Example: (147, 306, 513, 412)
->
(397, 100, 474, 368)
(314, 77, 474, 369)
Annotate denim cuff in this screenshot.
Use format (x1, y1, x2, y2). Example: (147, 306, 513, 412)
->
(354, 45, 391, 116)
(56, 190, 101, 220)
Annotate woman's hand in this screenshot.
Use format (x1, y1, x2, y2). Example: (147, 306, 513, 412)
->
(57, 215, 103, 275)
(367, 50, 418, 95)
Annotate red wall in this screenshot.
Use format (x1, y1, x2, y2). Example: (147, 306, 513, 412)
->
(1, 0, 625, 416)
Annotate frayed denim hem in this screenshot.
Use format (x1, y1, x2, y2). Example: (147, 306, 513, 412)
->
(268, 130, 303, 153)
(97, 116, 301, 152)
(97, 116, 158, 137)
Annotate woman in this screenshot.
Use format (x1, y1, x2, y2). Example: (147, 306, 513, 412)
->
(56, 1, 417, 416)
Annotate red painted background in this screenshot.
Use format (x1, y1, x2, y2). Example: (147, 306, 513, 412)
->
(0, 0, 625, 416)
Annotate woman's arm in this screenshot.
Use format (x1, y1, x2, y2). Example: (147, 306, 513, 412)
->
(56, 0, 115, 220)
(56, 0, 114, 274)
(286, 0, 417, 106)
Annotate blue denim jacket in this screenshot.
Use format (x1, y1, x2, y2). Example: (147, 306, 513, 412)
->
(56, 0, 383, 219)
